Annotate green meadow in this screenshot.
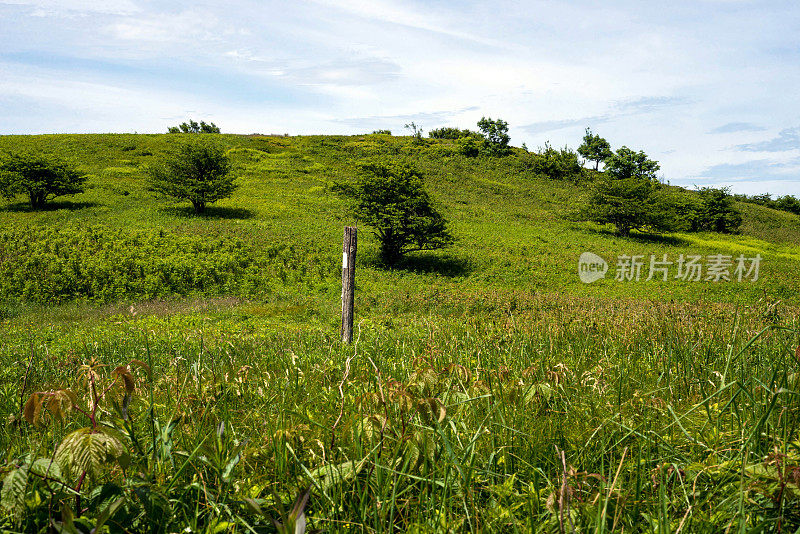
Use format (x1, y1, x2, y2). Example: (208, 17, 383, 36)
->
(0, 133, 799, 532)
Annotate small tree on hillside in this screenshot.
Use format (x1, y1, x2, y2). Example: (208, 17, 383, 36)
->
(147, 143, 236, 214)
(168, 119, 221, 134)
(689, 187, 742, 233)
(333, 160, 453, 266)
(775, 195, 800, 215)
(404, 122, 425, 145)
(0, 153, 86, 209)
(584, 147, 676, 236)
(477, 117, 511, 156)
(578, 128, 613, 171)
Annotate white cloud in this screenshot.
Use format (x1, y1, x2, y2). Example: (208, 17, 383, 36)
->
(105, 10, 232, 43)
(1, 0, 140, 15)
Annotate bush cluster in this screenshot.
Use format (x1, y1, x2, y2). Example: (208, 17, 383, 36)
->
(574, 129, 743, 236)
(0, 224, 338, 303)
(428, 127, 475, 139)
(167, 119, 220, 134)
(526, 143, 583, 182)
(0, 153, 86, 209)
(682, 187, 743, 233)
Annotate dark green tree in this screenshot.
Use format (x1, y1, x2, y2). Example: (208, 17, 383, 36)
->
(577, 128, 613, 170)
(775, 195, 800, 215)
(0, 153, 86, 209)
(584, 147, 676, 236)
(334, 160, 453, 266)
(688, 187, 742, 233)
(168, 119, 221, 134)
(147, 143, 236, 214)
(477, 117, 511, 156)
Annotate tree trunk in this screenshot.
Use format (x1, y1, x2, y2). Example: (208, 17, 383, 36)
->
(29, 192, 46, 209)
(193, 201, 205, 214)
(380, 243, 403, 267)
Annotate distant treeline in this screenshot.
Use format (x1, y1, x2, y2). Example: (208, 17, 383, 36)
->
(732, 193, 800, 216)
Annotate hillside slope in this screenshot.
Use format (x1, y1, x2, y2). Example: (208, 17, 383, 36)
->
(0, 133, 798, 317)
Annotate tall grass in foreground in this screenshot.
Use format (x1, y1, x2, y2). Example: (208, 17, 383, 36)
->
(0, 300, 799, 532)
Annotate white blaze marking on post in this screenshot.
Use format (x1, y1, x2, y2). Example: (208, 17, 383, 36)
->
(342, 252, 348, 269)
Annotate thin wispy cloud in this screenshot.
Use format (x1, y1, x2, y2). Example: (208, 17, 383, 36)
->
(709, 122, 766, 134)
(520, 96, 688, 136)
(332, 106, 480, 130)
(225, 52, 403, 86)
(736, 127, 800, 152)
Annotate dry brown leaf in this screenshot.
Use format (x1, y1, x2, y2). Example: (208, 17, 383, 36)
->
(113, 366, 135, 393)
(23, 394, 39, 425)
(130, 359, 151, 375)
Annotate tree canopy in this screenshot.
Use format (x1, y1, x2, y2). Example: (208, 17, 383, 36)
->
(477, 117, 511, 156)
(168, 120, 221, 134)
(0, 153, 86, 209)
(577, 128, 613, 171)
(334, 159, 453, 266)
(584, 147, 676, 236)
(688, 187, 742, 233)
(146, 143, 236, 214)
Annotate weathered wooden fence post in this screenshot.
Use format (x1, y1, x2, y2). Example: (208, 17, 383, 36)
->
(341, 226, 357, 343)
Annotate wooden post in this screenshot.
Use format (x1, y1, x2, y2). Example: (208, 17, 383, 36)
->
(341, 226, 357, 343)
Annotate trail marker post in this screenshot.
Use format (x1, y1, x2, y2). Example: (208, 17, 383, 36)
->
(341, 226, 357, 343)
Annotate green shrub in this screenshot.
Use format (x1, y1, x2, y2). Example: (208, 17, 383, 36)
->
(686, 187, 742, 233)
(0, 224, 338, 303)
(147, 143, 237, 214)
(428, 127, 475, 139)
(577, 127, 613, 170)
(583, 147, 676, 236)
(477, 117, 511, 156)
(168, 119, 221, 134)
(404, 122, 426, 145)
(333, 159, 453, 266)
(733, 192, 800, 216)
(775, 194, 800, 215)
(529, 143, 583, 181)
(457, 136, 482, 157)
(0, 153, 86, 209)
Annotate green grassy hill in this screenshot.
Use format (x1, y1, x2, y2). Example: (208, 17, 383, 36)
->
(1, 133, 799, 532)
(0, 133, 798, 316)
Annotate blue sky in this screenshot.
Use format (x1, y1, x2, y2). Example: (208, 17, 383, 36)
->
(1, 0, 799, 196)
